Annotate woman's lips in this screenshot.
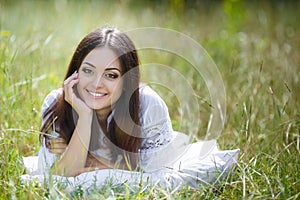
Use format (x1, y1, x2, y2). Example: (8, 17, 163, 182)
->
(87, 90, 107, 97)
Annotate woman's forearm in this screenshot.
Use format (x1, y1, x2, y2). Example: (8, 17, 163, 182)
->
(51, 115, 93, 176)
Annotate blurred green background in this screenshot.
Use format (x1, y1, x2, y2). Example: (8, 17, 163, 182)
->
(1, 0, 299, 199)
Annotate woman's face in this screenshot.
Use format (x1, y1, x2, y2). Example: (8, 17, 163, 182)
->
(77, 47, 123, 113)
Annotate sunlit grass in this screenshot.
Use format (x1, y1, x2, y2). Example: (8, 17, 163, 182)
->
(1, 0, 299, 199)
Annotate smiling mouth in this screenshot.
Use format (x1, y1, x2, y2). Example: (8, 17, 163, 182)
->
(87, 90, 107, 97)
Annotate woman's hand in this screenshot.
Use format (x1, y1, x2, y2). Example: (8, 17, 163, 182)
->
(63, 71, 92, 116)
(49, 138, 67, 156)
(85, 153, 109, 168)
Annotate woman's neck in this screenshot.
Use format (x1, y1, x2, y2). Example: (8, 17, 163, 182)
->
(95, 107, 112, 120)
(95, 108, 112, 132)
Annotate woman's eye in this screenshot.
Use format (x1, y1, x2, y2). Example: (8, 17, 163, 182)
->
(104, 73, 119, 79)
(82, 68, 93, 74)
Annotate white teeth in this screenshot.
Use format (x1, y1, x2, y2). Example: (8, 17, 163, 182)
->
(89, 91, 105, 97)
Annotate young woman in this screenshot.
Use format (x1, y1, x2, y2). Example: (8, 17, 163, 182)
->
(39, 27, 144, 176)
(35, 27, 239, 189)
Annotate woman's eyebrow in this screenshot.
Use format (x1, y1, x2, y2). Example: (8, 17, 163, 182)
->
(82, 62, 96, 68)
(83, 62, 121, 72)
(105, 67, 121, 72)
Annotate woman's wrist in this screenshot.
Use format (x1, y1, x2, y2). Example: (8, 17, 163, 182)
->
(77, 107, 93, 117)
(77, 111, 93, 121)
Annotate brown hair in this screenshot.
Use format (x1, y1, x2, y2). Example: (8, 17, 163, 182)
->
(40, 27, 141, 165)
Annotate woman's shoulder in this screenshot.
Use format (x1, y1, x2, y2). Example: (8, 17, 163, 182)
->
(139, 85, 169, 117)
(44, 88, 63, 98)
(138, 84, 172, 133)
(41, 88, 63, 115)
(139, 85, 167, 110)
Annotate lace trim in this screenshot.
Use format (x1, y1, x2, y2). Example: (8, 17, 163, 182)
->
(140, 119, 173, 152)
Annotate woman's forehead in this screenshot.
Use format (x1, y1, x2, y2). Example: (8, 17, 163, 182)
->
(82, 47, 122, 70)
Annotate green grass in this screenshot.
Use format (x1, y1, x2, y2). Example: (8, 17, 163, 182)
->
(1, 0, 299, 199)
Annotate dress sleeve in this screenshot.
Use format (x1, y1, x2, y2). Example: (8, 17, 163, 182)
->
(138, 86, 175, 170)
(40, 88, 62, 127)
(139, 86, 174, 151)
(37, 88, 62, 175)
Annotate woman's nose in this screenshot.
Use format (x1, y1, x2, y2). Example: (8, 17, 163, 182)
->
(92, 75, 104, 87)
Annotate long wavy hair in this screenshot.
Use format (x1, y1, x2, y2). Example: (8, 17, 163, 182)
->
(40, 27, 141, 166)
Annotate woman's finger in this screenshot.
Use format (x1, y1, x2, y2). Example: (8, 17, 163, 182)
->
(51, 142, 67, 149)
(49, 138, 67, 155)
(63, 71, 92, 115)
(50, 138, 66, 145)
(51, 149, 66, 155)
(50, 141, 67, 149)
(63, 71, 78, 85)
(50, 144, 67, 155)
(53, 137, 66, 143)
(64, 73, 79, 103)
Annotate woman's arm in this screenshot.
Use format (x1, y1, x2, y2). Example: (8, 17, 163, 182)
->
(50, 71, 94, 177)
(48, 130, 112, 176)
(51, 114, 93, 177)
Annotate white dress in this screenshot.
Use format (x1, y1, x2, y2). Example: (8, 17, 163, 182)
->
(21, 85, 239, 192)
